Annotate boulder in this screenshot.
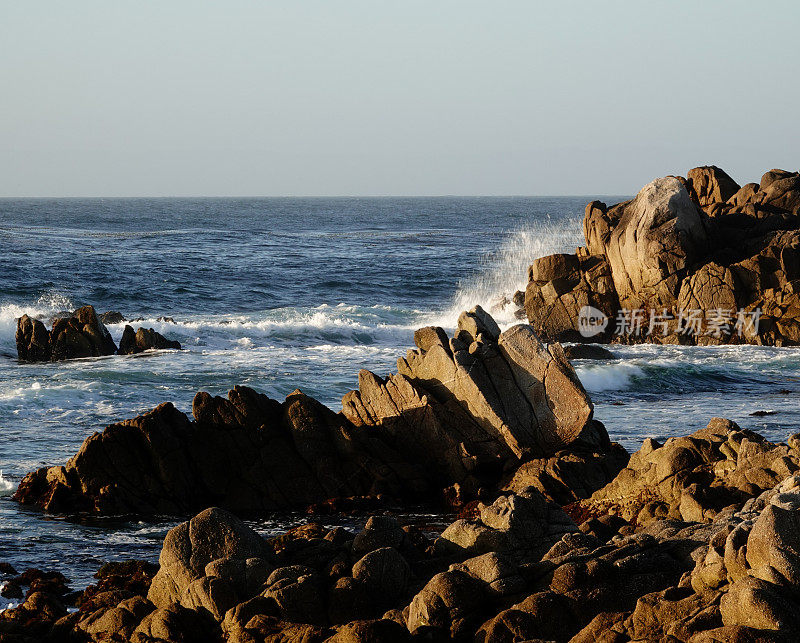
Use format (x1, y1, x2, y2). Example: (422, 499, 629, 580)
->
(148, 507, 272, 608)
(406, 570, 485, 639)
(604, 177, 710, 310)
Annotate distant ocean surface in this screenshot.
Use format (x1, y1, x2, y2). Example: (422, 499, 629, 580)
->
(2, 196, 800, 592)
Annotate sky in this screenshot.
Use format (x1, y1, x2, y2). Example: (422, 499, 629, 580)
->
(1, 1, 798, 197)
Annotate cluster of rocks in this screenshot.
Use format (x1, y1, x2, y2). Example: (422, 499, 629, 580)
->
(15, 305, 181, 362)
(13, 308, 625, 517)
(10, 419, 800, 643)
(522, 166, 800, 345)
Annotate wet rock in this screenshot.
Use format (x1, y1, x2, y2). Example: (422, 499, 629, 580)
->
(98, 311, 126, 324)
(118, 324, 182, 354)
(15, 314, 51, 361)
(15, 305, 117, 362)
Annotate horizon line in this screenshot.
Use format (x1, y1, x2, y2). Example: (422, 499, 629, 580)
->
(0, 193, 633, 200)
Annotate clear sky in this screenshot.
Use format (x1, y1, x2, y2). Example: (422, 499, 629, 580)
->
(1, 1, 798, 197)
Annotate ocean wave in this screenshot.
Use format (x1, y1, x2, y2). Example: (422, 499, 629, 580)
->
(577, 363, 646, 392)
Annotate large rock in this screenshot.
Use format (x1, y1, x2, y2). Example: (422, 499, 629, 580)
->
(603, 176, 710, 309)
(148, 507, 272, 608)
(343, 307, 600, 475)
(15, 305, 117, 361)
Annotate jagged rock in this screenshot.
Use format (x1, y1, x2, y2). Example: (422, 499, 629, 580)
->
(343, 307, 599, 478)
(118, 325, 181, 354)
(13, 387, 429, 516)
(15, 305, 117, 361)
(15, 314, 51, 361)
(687, 165, 741, 210)
(524, 251, 619, 342)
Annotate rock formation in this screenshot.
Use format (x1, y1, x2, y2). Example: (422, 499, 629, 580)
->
(13, 308, 625, 517)
(524, 166, 800, 345)
(15, 305, 182, 361)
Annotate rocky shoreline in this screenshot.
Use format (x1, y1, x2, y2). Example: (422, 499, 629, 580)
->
(6, 305, 800, 641)
(4, 417, 800, 641)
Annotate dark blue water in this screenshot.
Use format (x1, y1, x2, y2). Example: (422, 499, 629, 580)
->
(2, 196, 800, 596)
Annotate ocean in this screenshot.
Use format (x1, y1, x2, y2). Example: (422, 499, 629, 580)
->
(2, 196, 800, 592)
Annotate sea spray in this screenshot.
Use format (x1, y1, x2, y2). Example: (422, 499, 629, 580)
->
(427, 215, 583, 329)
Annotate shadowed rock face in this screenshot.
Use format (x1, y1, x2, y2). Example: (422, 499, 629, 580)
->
(526, 166, 800, 346)
(13, 387, 428, 516)
(13, 309, 624, 517)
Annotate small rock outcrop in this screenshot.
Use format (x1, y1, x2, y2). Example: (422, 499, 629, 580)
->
(15, 305, 182, 361)
(16, 305, 117, 361)
(118, 325, 181, 354)
(524, 166, 800, 346)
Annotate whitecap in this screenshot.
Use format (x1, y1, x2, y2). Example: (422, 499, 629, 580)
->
(0, 471, 16, 497)
(577, 363, 646, 392)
